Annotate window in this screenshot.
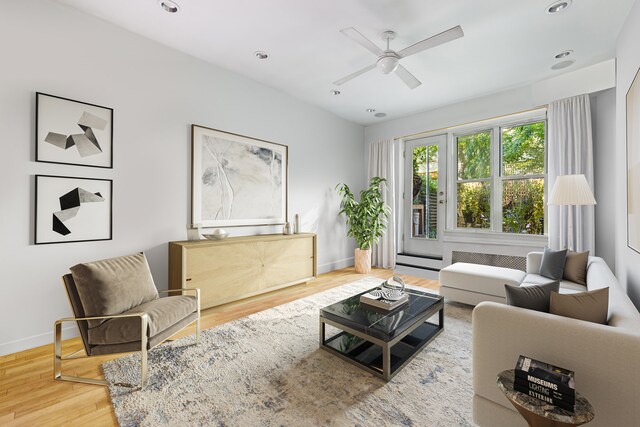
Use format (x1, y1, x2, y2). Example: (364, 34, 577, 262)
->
(454, 119, 546, 235)
(411, 145, 439, 238)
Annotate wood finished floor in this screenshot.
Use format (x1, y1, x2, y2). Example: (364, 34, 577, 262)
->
(0, 267, 438, 426)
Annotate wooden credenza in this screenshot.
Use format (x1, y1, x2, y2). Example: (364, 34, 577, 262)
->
(169, 233, 317, 309)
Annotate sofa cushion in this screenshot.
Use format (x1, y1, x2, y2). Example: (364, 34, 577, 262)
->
(539, 247, 568, 280)
(522, 273, 587, 293)
(87, 295, 197, 345)
(70, 253, 159, 328)
(563, 250, 589, 286)
(505, 281, 559, 312)
(550, 288, 609, 324)
(439, 262, 526, 298)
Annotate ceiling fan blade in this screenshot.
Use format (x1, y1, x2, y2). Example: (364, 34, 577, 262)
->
(340, 27, 384, 57)
(333, 64, 376, 86)
(398, 25, 464, 58)
(395, 65, 422, 89)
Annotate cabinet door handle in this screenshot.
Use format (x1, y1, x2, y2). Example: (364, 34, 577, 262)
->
(186, 278, 192, 281)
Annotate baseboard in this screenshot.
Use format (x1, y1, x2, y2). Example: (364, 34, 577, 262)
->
(318, 257, 354, 274)
(0, 324, 79, 357)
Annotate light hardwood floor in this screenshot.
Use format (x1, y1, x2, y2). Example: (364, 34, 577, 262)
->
(0, 268, 438, 426)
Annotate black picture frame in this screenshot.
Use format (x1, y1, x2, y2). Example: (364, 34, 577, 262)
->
(36, 92, 114, 168)
(35, 174, 113, 245)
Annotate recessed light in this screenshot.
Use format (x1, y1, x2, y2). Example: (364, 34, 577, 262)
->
(374, 113, 387, 118)
(254, 51, 269, 60)
(366, 108, 376, 113)
(546, 0, 571, 14)
(158, 0, 180, 13)
(555, 50, 573, 59)
(551, 60, 575, 70)
(330, 90, 341, 95)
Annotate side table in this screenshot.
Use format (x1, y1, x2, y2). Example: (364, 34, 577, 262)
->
(497, 369, 594, 427)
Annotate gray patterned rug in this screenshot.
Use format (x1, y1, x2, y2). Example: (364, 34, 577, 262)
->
(103, 277, 474, 426)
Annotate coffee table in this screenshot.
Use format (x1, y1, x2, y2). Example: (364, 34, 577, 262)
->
(319, 287, 444, 381)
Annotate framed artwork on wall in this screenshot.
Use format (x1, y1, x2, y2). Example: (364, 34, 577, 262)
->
(36, 92, 113, 168)
(627, 67, 640, 254)
(191, 125, 288, 227)
(35, 175, 113, 245)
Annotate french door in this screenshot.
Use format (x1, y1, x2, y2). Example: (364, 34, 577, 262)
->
(403, 134, 447, 256)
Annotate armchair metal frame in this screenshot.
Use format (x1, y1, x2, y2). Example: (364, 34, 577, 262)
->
(54, 287, 200, 389)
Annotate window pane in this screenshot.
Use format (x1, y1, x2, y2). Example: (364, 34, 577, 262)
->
(502, 122, 545, 176)
(502, 178, 545, 235)
(411, 146, 426, 237)
(457, 131, 491, 180)
(457, 181, 491, 229)
(411, 145, 438, 239)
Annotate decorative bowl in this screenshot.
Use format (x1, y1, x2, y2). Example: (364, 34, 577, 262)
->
(203, 229, 229, 240)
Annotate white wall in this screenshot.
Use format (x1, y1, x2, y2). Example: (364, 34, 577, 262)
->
(615, 0, 640, 309)
(591, 89, 617, 268)
(0, 0, 364, 355)
(364, 61, 617, 267)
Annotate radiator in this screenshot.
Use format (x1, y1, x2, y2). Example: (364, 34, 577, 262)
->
(451, 251, 526, 272)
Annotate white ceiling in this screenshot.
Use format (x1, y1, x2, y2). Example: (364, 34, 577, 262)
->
(55, 0, 634, 126)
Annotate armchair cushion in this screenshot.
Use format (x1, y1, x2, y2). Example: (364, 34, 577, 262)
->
(70, 253, 159, 328)
(87, 295, 197, 345)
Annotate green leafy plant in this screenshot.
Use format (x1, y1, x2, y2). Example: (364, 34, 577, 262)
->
(336, 177, 390, 250)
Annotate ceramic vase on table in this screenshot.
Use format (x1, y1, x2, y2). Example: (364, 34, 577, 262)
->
(354, 248, 371, 274)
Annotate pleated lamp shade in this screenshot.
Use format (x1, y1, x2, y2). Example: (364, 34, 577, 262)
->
(548, 174, 597, 206)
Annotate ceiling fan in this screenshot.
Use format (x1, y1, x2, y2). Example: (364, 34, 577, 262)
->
(333, 25, 464, 89)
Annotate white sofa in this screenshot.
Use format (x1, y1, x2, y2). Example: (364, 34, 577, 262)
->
(472, 253, 640, 426)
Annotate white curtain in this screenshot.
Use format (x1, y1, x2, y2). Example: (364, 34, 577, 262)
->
(368, 139, 396, 268)
(547, 94, 595, 252)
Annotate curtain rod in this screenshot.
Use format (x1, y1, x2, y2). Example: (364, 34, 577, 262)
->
(396, 104, 549, 141)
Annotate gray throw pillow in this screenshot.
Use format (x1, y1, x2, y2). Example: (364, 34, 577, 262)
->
(550, 288, 609, 324)
(539, 247, 568, 280)
(563, 250, 589, 286)
(70, 252, 159, 328)
(505, 281, 560, 312)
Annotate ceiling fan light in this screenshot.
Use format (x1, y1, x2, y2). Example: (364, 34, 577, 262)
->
(377, 56, 399, 74)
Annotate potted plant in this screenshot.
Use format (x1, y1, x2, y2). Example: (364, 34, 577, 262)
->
(336, 177, 390, 274)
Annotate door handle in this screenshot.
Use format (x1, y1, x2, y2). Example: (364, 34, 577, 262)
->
(438, 200, 445, 204)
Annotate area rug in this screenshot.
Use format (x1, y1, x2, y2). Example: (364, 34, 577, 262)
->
(103, 277, 474, 426)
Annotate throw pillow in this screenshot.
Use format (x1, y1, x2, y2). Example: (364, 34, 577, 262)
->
(550, 287, 609, 324)
(539, 247, 568, 280)
(504, 281, 560, 312)
(563, 250, 589, 286)
(70, 252, 159, 328)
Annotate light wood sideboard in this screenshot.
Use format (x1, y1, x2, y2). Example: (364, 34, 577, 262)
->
(169, 233, 317, 309)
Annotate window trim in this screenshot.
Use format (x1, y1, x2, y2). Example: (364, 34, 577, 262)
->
(446, 109, 548, 236)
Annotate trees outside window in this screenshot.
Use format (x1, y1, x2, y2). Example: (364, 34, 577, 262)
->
(455, 121, 546, 235)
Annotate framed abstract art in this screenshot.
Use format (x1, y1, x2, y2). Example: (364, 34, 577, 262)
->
(627, 67, 640, 254)
(36, 92, 113, 168)
(191, 125, 288, 227)
(35, 175, 113, 244)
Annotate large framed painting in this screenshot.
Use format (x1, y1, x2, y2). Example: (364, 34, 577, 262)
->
(191, 125, 288, 227)
(36, 92, 113, 168)
(628, 68, 640, 254)
(35, 175, 113, 245)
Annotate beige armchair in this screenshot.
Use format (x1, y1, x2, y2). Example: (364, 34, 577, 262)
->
(54, 252, 200, 389)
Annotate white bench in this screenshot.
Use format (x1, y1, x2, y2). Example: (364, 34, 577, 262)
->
(439, 262, 526, 306)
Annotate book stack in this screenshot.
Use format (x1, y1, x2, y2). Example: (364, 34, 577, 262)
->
(514, 355, 575, 412)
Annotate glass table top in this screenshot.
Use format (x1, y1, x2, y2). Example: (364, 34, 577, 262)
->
(320, 287, 442, 341)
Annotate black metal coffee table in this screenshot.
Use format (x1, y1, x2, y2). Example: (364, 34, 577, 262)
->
(319, 287, 444, 381)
